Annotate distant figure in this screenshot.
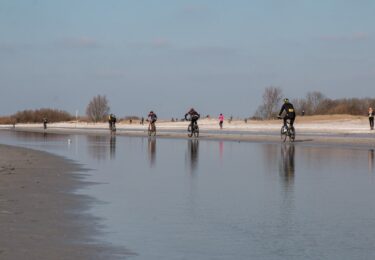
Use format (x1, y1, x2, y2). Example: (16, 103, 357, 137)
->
(302, 110, 305, 116)
(129, 119, 132, 124)
(369, 107, 374, 130)
(108, 114, 113, 129)
(229, 116, 233, 123)
(171, 118, 175, 122)
(43, 118, 48, 130)
(108, 114, 117, 131)
(218, 113, 224, 129)
(244, 118, 248, 124)
(141, 117, 144, 125)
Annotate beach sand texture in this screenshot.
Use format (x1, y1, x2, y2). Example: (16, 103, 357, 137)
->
(0, 145, 128, 260)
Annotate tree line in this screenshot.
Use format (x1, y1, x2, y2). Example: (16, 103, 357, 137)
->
(1, 92, 374, 124)
(0, 108, 73, 124)
(253, 87, 374, 119)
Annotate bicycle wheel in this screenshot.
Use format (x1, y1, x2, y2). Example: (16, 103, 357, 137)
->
(187, 125, 193, 137)
(193, 125, 199, 138)
(280, 126, 287, 142)
(151, 124, 156, 136)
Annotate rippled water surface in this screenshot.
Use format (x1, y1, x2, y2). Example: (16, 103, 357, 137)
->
(1, 130, 375, 260)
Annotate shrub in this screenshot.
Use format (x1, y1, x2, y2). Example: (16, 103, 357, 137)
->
(12, 108, 73, 123)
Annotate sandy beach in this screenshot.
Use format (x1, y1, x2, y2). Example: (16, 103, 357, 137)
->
(0, 145, 129, 260)
(3, 115, 375, 148)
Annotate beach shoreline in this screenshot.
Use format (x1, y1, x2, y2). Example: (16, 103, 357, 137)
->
(1, 115, 375, 259)
(0, 144, 129, 260)
(2, 115, 375, 149)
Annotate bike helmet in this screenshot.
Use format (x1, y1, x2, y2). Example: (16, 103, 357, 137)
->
(150, 111, 154, 114)
(284, 98, 289, 103)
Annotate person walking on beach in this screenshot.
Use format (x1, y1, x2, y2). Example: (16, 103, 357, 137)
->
(218, 113, 224, 129)
(43, 118, 48, 130)
(368, 107, 374, 130)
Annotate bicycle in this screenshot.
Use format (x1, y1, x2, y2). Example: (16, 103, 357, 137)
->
(148, 121, 156, 136)
(111, 123, 116, 132)
(279, 117, 295, 142)
(187, 121, 199, 138)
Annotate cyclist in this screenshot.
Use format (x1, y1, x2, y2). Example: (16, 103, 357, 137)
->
(277, 98, 296, 128)
(148, 110, 158, 129)
(185, 108, 200, 129)
(108, 114, 117, 131)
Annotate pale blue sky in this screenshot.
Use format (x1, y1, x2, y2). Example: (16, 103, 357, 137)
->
(1, 0, 374, 118)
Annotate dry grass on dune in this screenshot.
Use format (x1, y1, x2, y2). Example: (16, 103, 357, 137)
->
(295, 114, 366, 123)
(219, 114, 369, 126)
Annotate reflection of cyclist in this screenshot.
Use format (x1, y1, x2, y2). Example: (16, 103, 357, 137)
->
(277, 98, 296, 127)
(280, 145, 295, 188)
(185, 108, 200, 128)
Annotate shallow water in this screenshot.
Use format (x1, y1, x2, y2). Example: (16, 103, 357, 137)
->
(1, 130, 375, 259)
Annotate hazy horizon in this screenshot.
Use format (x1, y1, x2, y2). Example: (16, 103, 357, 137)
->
(1, 1, 374, 118)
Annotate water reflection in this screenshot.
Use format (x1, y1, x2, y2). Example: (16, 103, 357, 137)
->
(262, 144, 279, 174)
(3, 130, 375, 259)
(13, 130, 68, 143)
(86, 135, 110, 161)
(147, 137, 156, 167)
(110, 135, 116, 160)
(278, 144, 296, 236)
(279, 144, 295, 190)
(186, 139, 199, 175)
(369, 149, 374, 173)
(219, 141, 224, 162)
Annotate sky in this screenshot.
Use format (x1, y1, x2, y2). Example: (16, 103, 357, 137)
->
(1, 0, 374, 118)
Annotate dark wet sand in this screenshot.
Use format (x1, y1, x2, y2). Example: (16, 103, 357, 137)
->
(0, 144, 130, 260)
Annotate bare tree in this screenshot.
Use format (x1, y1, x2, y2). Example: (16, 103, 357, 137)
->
(292, 98, 308, 115)
(261, 87, 283, 119)
(306, 91, 325, 114)
(86, 95, 110, 122)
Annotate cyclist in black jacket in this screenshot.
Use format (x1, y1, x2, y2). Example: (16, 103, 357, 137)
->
(277, 98, 296, 127)
(185, 108, 200, 127)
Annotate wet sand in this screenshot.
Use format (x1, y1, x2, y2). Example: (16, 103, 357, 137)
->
(6, 125, 375, 149)
(0, 144, 129, 260)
